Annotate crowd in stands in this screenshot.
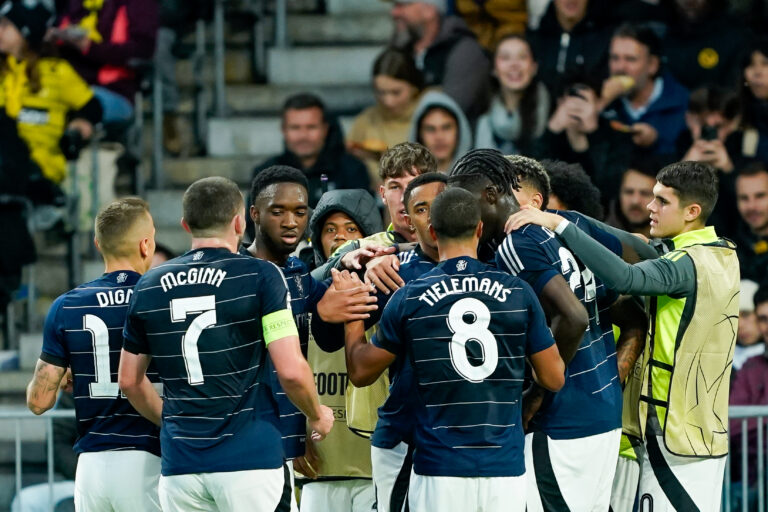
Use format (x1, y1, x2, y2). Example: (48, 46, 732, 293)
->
(2, 0, 768, 509)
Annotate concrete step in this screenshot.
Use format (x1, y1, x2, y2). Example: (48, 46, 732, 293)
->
(288, 13, 390, 45)
(268, 45, 383, 85)
(206, 115, 354, 157)
(164, 156, 256, 187)
(326, 0, 390, 13)
(175, 48, 253, 88)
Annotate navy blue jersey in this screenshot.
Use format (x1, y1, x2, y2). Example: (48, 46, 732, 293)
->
(123, 248, 295, 476)
(370, 247, 436, 450)
(41, 271, 160, 456)
(267, 255, 327, 459)
(373, 257, 554, 477)
(495, 210, 622, 439)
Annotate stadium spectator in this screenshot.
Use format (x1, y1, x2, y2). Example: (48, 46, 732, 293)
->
(662, 0, 750, 91)
(601, 23, 689, 155)
(474, 34, 550, 156)
(52, 0, 158, 125)
(733, 162, 768, 282)
(347, 48, 424, 188)
(0, 0, 102, 185)
(536, 77, 633, 201)
(409, 91, 471, 173)
(528, 0, 613, 94)
(735, 279, 764, 372)
(387, 0, 491, 122)
(729, 283, 768, 512)
(604, 155, 659, 238)
(678, 86, 740, 234)
(453, 0, 527, 52)
(150, 243, 174, 268)
(725, 38, 768, 168)
(309, 189, 383, 268)
(542, 159, 605, 220)
(252, 93, 370, 208)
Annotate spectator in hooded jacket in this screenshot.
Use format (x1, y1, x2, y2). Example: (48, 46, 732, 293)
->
(725, 38, 768, 170)
(600, 23, 689, 155)
(52, 0, 158, 125)
(662, 0, 750, 91)
(528, 0, 613, 95)
(387, 0, 491, 122)
(474, 34, 550, 157)
(409, 90, 472, 173)
(252, 93, 370, 208)
(347, 48, 424, 189)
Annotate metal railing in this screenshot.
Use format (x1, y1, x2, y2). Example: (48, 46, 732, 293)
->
(1, 409, 75, 512)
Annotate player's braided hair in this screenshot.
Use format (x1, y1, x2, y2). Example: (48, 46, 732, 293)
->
(447, 149, 520, 195)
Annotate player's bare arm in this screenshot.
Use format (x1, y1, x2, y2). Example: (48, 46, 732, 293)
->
(528, 345, 566, 392)
(118, 350, 163, 426)
(610, 296, 648, 383)
(26, 359, 67, 415)
(334, 269, 396, 386)
(268, 334, 334, 440)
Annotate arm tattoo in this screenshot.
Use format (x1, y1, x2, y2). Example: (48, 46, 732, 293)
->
(27, 360, 66, 413)
(616, 331, 645, 384)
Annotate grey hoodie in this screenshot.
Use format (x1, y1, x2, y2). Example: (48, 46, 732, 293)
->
(308, 189, 383, 267)
(408, 90, 473, 173)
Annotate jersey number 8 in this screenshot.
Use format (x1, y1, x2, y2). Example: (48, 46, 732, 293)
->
(446, 298, 498, 383)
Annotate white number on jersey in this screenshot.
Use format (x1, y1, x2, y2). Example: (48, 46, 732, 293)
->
(446, 298, 499, 383)
(170, 295, 217, 385)
(558, 247, 597, 302)
(85, 314, 120, 398)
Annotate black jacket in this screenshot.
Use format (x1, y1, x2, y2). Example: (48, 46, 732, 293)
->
(252, 118, 370, 208)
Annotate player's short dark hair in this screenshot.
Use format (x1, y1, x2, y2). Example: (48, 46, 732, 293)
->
(505, 155, 551, 208)
(282, 93, 326, 121)
(250, 165, 309, 206)
(656, 161, 719, 222)
(95, 197, 150, 257)
(183, 177, 244, 237)
(541, 160, 604, 220)
(379, 142, 437, 181)
(612, 23, 662, 58)
(430, 188, 481, 240)
(403, 172, 448, 214)
(448, 149, 520, 196)
(754, 284, 768, 310)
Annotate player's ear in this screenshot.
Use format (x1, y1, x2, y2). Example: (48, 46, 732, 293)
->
(428, 224, 437, 242)
(684, 203, 702, 223)
(250, 204, 259, 224)
(484, 186, 498, 206)
(233, 213, 246, 237)
(379, 184, 387, 203)
(180, 218, 191, 234)
(530, 192, 543, 210)
(475, 220, 483, 241)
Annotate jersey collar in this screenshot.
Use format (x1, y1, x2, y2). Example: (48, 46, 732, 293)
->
(671, 226, 718, 250)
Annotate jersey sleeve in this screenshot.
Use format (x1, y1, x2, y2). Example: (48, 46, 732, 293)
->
(40, 295, 68, 367)
(56, 61, 95, 110)
(123, 285, 150, 355)
(495, 232, 559, 294)
(259, 261, 299, 345)
(561, 210, 623, 257)
(521, 281, 556, 356)
(371, 288, 407, 356)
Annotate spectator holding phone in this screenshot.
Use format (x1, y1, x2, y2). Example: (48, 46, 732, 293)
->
(679, 86, 738, 172)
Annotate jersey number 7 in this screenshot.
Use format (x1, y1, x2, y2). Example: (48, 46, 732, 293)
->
(171, 295, 218, 385)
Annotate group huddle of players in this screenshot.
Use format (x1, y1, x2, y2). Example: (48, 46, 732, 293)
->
(25, 143, 737, 512)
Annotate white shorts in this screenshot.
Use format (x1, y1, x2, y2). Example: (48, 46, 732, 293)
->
(74, 450, 161, 511)
(637, 435, 726, 512)
(370, 442, 411, 512)
(159, 463, 292, 512)
(299, 479, 375, 512)
(610, 455, 640, 512)
(408, 472, 526, 512)
(525, 428, 621, 512)
(286, 460, 298, 512)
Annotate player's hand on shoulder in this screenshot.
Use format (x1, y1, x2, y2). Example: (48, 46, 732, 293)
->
(505, 205, 564, 234)
(318, 270, 377, 322)
(341, 245, 396, 271)
(364, 254, 404, 295)
(309, 405, 335, 441)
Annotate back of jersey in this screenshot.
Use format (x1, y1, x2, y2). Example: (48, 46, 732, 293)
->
(374, 257, 554, 478)
(41, 271, 160, 456)
(123, 248, 292, 476)
(495, 213, 623, 439)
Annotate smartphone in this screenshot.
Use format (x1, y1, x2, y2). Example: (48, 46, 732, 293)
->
(567, 84, 589, 100)
(700, 125, 718, 141)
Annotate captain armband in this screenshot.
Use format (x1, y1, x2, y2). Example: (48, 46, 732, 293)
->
(262, 309, 299, 346)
